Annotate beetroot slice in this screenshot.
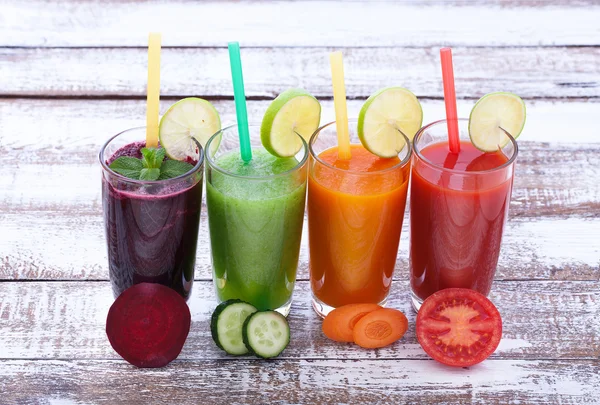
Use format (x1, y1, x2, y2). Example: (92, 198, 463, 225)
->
(106, 283, 191, 368)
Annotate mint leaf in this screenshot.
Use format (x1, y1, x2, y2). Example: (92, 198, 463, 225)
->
(109, 157, 143, 179)
(141, 147, 165, 169)
(110, 148, 176, 181)
(140, 168, 161, 181)
(159, 160, 195, 180)
(140, 148, 156, 168)
(155, 148, 166, 165)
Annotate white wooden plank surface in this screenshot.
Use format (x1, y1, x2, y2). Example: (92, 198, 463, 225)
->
(1, 47, 598, 98)
(1, 99, 598, 149)
(1, 0, 600, 403)
(1, 0, 599, 47)
(2, 207, 600, 282)
(1, 99, 599, 281)
(1, 359, 598, 405)
(0, 281, 598, 360)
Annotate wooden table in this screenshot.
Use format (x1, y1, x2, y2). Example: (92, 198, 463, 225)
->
(1, 1, 599, 403)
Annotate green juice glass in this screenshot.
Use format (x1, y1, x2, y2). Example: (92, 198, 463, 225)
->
(205, 124, 309, 316)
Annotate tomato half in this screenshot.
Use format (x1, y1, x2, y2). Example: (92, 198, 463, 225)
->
(416, 288, 502, 367)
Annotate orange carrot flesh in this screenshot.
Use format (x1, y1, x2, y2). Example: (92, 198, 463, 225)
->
(352, 308, 408, 349)
(322, 303, 381, 342)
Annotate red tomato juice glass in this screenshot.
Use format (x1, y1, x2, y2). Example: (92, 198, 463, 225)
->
(409, 118, 518, 310)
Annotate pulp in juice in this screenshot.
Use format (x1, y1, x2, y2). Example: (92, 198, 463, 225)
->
(410, 140, 512, 301)
(308, 144, 409, 308)
(207, 149, 307, 311)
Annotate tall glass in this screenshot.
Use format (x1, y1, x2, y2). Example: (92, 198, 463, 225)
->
(410, 119, 518, 310)
(205, 124, 308, 316)
(100, 127, 204, 300)
(308, 119, 412, 317)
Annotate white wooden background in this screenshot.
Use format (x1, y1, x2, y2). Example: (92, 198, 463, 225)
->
(1, 1, 599, 404)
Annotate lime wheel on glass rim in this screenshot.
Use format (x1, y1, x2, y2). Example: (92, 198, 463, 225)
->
(469, 92, 526, 152)
(159, 97, 222, 160)
(357, 87, 423, 158)
(260, 88, 321, 157)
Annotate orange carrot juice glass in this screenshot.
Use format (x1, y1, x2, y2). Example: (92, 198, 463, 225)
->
(308, 119, 411, 317)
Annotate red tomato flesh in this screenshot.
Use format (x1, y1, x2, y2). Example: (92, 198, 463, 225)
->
(416, 288, 502, 367)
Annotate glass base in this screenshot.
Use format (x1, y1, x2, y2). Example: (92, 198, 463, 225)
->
(273, 296, 293, 317)
(215, 295, 293, 317)
(311, 294, 388, 319)
(410, 290, 424, 312)
(410, 288, 493, 312)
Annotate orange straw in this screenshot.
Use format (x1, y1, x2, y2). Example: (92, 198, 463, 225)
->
(440, 48, 460, 154)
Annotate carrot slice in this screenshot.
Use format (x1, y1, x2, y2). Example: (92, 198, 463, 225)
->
(322, 303, 381, 342)
(352, 308, 408, 349)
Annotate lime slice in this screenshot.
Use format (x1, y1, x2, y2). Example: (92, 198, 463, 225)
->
(159, 97, 221, 160)
(357, 87, 423, 158)
(261, 88, 321, 157)
(469, 92, 526, 152)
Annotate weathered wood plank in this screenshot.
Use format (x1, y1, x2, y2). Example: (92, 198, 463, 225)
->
(5, 143, 599, 218)
(1, 105, 599, 280)
(1, 47, 599, 98)
(0, 359, 598, 405)
(1, 99, 599, 280)
(1, 1, 599, 47)
(0, 281, 598, 360)
(2, 99, 599, 148)
(1, 104, 599, 280)
(1, 199, 599, 281)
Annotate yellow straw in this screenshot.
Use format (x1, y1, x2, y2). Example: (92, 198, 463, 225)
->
(146, 33, 161, 148)
(329, 51, 351, 160)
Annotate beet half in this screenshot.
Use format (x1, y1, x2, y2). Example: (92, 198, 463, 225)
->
(106, 283, 191, 368)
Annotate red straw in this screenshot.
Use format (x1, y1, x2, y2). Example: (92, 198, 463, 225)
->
(440, 48, 460, 154)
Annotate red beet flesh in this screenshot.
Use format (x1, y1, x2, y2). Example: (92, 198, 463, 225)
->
(106, 283, 191, 368)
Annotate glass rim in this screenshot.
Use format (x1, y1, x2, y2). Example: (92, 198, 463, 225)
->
(413, 118, 519, 175)
(205, 123, 309, 180)
(308, 118, 412, 176)
(99, 126, 205, 185)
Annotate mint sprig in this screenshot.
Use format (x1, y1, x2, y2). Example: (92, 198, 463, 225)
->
(108, 157, 143, 179)
(141, 147, 165, 170)
(158, 160, 196, 180)
(109, 147, 194, 181)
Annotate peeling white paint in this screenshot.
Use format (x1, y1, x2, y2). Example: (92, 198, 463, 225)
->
(503, 218, 600, 268)
(1, 1, 599, 47)
(497, 338, 533, 352)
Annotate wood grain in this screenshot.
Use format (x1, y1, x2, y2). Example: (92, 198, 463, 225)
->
(2, 205, 600, 282)
(1, 47, 599, 98)
(4, 143, 598, 218)
(1, 99, 599, 281)
(1, 0, 599, 403)
(3, 99, 599, 148)
(1, 359, 598, 405)
(1, 0, 599, 47)
(0, 280, 598, 361)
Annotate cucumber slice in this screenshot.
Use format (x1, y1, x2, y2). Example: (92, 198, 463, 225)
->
(211, 299, 257, 355)
(242, 311, 290, 359)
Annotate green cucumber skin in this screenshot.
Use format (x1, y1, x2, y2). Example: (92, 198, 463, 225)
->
(210, 299, 250, 353)
(242, 311, 291, 359)
(242, 312, 258, 357)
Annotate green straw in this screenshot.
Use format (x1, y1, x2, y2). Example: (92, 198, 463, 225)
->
(228, 42, 252, 162)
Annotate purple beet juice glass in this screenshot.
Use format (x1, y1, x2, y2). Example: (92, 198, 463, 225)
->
(99, 127, 204, 300)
